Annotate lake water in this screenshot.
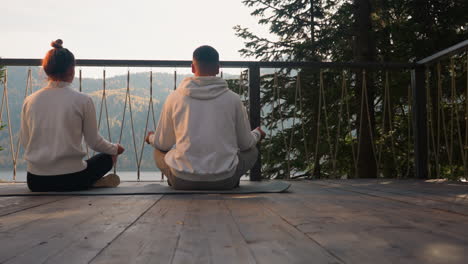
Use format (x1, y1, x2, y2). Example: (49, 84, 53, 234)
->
(0, 170, 163, 182)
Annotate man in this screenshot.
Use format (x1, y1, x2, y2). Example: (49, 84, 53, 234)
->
(146, 45, 265, 190)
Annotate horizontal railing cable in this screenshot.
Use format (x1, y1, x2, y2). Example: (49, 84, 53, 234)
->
(0, 58, 416, 69)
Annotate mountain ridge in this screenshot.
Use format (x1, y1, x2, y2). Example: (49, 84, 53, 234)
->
(0, 66, 239, 172)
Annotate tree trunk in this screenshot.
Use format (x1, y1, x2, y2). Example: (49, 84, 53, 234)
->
(353, 0, 377, 178)
(310, 0, 315, 56)
(377, 0, 395, 178)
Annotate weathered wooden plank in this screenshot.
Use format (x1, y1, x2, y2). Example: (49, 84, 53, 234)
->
(1, 180, 467, 264)
(0, 195, 161, 264)
(325, 179, 468, 197)
(295, 181, 468, 240)
(316, 180, 468, 216)
(326, 179, 468, 207)
(265, 193, 416, 263)
(90, 195, 190, 264)
(292, 179, 468, 196)
(0, 196, 103, 235)
(225, 195, 343, 264)
(265, 182, 468, 264)
(0, 196, 69, 217)
(171, 195, 256, 264)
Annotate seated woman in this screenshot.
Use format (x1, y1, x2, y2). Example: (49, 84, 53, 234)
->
(20, 39, 125, 192)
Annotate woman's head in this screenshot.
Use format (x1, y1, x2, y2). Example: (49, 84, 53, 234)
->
(42, 39, 75, 82)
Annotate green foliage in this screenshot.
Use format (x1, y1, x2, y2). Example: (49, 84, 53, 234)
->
(235, 0, 468, 180)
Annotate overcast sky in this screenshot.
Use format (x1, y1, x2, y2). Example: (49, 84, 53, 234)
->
(1, 0, 272, 62)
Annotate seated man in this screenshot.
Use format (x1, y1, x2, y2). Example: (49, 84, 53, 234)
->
(145, 45, 265, 190)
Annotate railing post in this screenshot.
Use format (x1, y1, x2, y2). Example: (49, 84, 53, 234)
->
(411, 66, 428, 179)
(248, 63, 262, 181)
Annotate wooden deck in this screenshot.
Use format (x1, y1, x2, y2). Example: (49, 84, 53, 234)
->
(1, 179, 468, 264)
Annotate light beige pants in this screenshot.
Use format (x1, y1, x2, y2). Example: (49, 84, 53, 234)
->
(154, 147, 258, 190)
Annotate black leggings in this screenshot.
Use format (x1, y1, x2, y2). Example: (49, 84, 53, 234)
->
(27, 153, 114, 192)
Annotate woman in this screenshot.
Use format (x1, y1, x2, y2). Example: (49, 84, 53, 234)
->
(20, 39, 125, 192)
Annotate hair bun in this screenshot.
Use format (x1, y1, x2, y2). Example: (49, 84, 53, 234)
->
(51, 39, 63, 49)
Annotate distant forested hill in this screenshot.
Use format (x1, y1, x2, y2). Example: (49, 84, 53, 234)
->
(0, 66, 238, 171)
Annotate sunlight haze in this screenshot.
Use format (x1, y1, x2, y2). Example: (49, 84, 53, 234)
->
(2, 0, 272, 61)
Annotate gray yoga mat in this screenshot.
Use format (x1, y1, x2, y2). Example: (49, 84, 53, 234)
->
(0, 181, 291, 196)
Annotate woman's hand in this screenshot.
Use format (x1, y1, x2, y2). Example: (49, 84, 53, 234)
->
(146, 131, 155, 144)
(112, 144, 125, 164)
(117, 144, 125, 155)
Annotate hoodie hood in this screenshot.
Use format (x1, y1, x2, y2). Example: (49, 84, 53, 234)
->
(177, 76, 229, 100)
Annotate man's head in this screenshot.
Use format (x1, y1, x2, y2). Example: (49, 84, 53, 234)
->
(191, 45, 220, 76)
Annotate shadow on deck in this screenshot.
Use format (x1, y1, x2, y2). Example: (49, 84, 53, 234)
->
(1, 179, 468, 264)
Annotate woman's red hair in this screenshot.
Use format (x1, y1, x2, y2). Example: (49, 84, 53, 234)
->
(42, 39, 75, 81)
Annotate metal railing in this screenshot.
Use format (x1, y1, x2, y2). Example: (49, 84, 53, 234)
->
(415, 40, 468, 180)
(0, 40, 467, 182)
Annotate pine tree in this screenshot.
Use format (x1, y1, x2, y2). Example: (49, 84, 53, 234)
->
(234, 0, 380, 178)
(353, 0, 377, 178)
(234, 0, 467, 179)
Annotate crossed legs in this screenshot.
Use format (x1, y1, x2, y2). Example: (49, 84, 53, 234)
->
(153, 147, 258, 190)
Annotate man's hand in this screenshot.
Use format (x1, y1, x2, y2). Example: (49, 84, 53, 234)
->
(145, 131, 155, 144)
(117, 144, 125, 155)
(255, 127, 266, 141)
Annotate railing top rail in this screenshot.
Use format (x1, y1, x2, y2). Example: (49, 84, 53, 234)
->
(0, 58, 416, 69)
(417, 39, 468, 65)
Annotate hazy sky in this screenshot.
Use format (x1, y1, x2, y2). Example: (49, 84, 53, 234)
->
(1, 0, 272, 61)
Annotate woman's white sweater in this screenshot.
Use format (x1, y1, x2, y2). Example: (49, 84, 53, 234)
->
(20, 81, 117, 175)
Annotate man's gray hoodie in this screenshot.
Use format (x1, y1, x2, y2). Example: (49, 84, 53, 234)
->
(149, 76, 261, 181)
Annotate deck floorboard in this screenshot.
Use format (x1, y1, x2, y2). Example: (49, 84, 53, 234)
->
(0, 196, 69, 217)
(0, 195, 160, 264)
(1, 180, 467, 264)
(90, 195, 191, 264)
(315, 180, 468, 215)
(266, 181, 468, 263)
